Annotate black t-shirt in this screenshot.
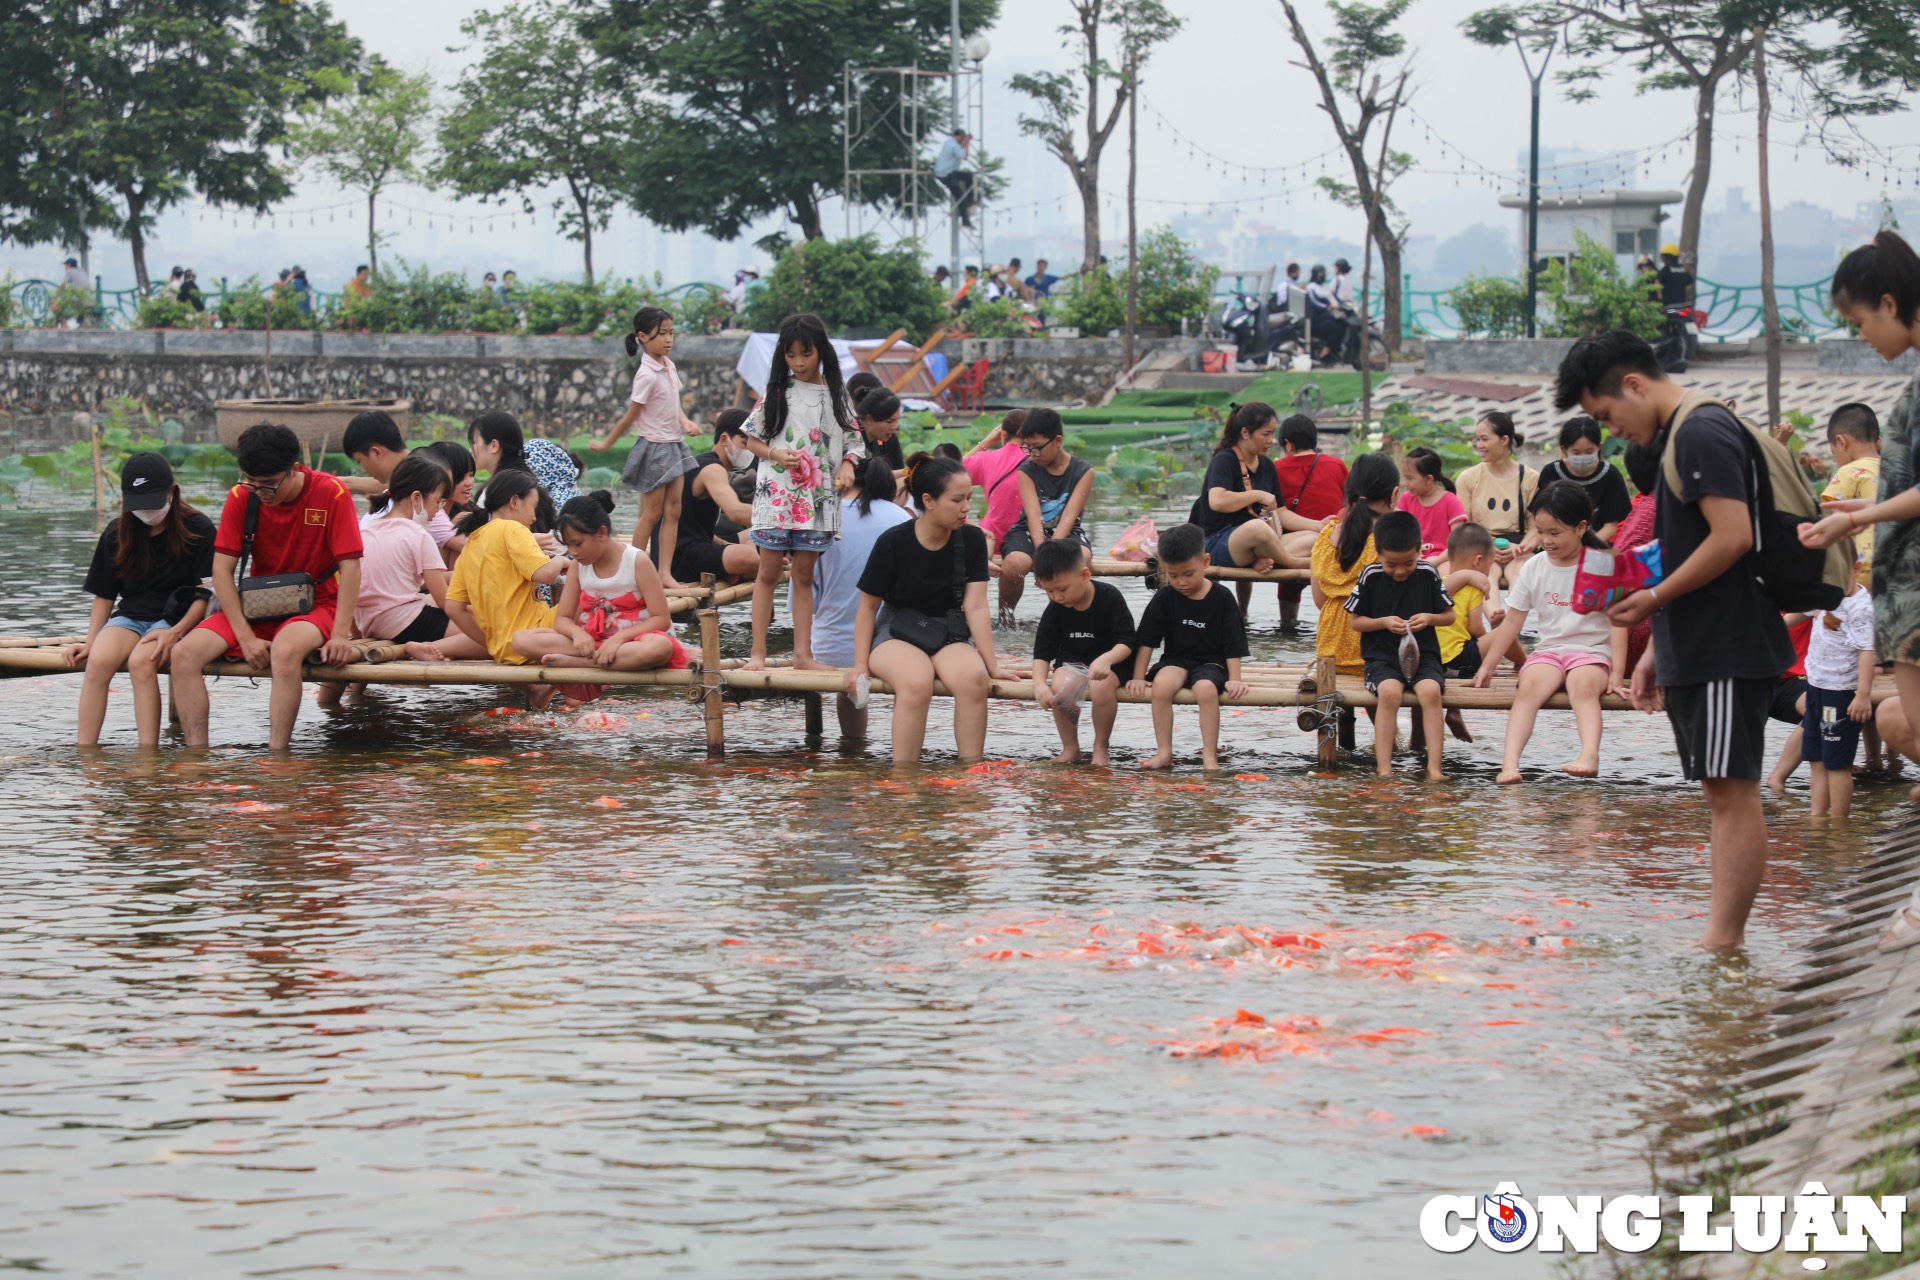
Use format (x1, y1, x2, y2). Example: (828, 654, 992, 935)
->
(1652, 403, 1795, 686)
(864, 432, 906, 473)
(1538, 459, 1633, 530)
(1194, 450, 1279, 534)
(1658, 264, 1693, 307)
(82, 512, 216, 621)
(1034, 579, 1136, 666)
(857, 520, 990, 616)
(1135, 582, 1249, 667)
(1010, 454, 1093, 536)
(1343, 562, 1452, 664)
(678, 451, 724, 546)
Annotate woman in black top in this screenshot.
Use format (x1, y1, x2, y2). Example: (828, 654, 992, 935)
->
(853, 385, 908, 478)
(850, 457, 1005, 762)
(1197, 402, 1323, 575)
(995, 408, 1096, 616)
(1532, 416, 1632, 543)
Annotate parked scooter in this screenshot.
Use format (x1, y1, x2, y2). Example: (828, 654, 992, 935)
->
(1218, 292, 1306, 370)
(1651, 302, 1709, 373)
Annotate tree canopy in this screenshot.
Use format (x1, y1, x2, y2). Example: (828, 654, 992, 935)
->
(587, 0, 999, 243)
(290, 63, 435, 277)
(0, 0, 361, 291)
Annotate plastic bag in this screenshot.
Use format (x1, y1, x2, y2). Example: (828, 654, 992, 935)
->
(1053, 664, 1091, 717)
(1398, 630, 1422, 683)
(1110, 516, 1159, 563)
(1570, 541, 1665, 614)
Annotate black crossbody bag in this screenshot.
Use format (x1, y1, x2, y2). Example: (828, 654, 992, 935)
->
(889, 532, 970, 655)
(235, 491, 329, 622)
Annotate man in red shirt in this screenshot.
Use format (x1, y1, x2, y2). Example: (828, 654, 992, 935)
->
(1270, 414, 1349, 628)
(170, 423, 363, 749)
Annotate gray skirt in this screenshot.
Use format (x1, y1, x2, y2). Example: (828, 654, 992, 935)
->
(621, 438, 699, 493)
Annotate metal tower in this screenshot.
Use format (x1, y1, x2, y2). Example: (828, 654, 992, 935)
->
(841, 52, 986, 280)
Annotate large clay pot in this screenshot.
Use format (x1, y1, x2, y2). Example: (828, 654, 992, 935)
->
(214, 398, 412, 452)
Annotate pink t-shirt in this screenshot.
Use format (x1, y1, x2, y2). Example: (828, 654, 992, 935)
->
(1397, 488, 1467, 556)
(628, 353, 685, 444)
(355, 515, 445, 638)
(964, 440, 1028, 550)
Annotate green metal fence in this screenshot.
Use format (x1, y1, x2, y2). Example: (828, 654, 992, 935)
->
(1399, 273, 1843, 344)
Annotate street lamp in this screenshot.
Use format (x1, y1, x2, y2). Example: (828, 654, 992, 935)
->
(1514, 29, 1556, 339)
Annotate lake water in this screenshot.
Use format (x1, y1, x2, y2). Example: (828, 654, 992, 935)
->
(0, 506, 1900, 1277)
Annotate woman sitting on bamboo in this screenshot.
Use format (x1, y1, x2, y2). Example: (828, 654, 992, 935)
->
(1195, 401, 1325, 581)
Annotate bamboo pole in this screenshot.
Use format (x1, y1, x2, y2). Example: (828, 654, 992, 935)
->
(804, 692, 825, 739)
(1090, 557, 1311, 583)
(1312, 654, 1339, 772)
(90, 420, 106, 517)
(925, 359, 969, 406)
(865, 328, 908, 366)
(696, 575, 726, 754)
(885, 327, 951, 393)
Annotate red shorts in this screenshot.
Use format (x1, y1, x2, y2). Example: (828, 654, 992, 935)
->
(552, 632, 693, 706)
(197, 603, 339, 659)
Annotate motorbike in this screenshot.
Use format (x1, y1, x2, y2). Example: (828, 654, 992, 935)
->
(1282, 305, 1389, 372)
(1651, 302, 1708, 373)
(1218, 292, 1305, 370)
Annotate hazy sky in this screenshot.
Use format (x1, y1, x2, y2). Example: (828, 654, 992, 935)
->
(7, 0, 1913, 290)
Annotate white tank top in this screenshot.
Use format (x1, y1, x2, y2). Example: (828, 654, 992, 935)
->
(579, 543, 641, 602)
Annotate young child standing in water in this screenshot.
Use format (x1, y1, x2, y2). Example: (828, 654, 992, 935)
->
(740, 313, 864, 670)
(1345, 511, 1455, 779)
(1800, 571, 1876, 820)
(64, 452, 215, 745)
(1471, 482, 1628, 783)
(592, 307, 701, 584)
(511, 491, 689, 706)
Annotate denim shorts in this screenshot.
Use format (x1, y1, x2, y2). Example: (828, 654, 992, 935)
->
(751, 527, 837, 553)
(102, 615, 171, 639)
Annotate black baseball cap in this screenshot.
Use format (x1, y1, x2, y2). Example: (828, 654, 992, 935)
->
(120, 452, 174, 510)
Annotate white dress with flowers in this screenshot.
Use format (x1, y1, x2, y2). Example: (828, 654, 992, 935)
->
(745, 381, 865, 536)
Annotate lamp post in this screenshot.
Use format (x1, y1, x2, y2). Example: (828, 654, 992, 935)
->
(948, 0, 961, 282)
(1514, 30, 1555, 339)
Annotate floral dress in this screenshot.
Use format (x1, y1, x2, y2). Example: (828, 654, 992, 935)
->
(745, 381, 865, 535)
(1311, 520, 1376, 676)
(1873, 372, 1920, 666)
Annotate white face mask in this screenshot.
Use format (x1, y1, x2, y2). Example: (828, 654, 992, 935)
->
(725, 441, 755, 473)
(1563, 452, 1603, 477)
(410, 498, 435, 528)
(132, 503, 170, 526)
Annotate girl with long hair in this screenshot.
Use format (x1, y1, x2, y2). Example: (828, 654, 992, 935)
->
(1310, 452, 1399, 676)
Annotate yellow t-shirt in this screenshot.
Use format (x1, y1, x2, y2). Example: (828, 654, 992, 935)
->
(1311, 521, 1375, 676)
(1436, 583, 1484, 665)
(1822, 456, 1879, 570)
(1455, 462, 1540, 539)
(446, 518, 557, 664)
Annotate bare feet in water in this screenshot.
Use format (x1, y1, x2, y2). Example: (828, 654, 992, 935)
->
(1560, 757, 1599, 778)
(1051, 747, 1083, 763)
(1496, 769, 1523, 785)
(525, 684, 558, 711)
(1445, 709, 1473, 742)
(1426, 767, 1445, 782)
(1141, 750, 1174, 770)
(1090, 747, 1111, 767)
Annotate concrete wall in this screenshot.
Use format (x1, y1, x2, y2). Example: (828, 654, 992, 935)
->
(1423, 339, 1577, 376)
(0, 330, 1199, 442)
(1816, 339, 1920, 376)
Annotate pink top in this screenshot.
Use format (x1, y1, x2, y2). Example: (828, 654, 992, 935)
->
(964, 440, 1028, 550)
(355, 515, 445, 638)
(629, 353, 685, 444)
(1397, 488, 1468, 556)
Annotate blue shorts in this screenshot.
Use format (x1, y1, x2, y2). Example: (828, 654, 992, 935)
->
(1203, 524, 1239, 566)
(751, 527, 837, 553)
(102, 615, 171, 639)
(1801, 683, 1863, 771)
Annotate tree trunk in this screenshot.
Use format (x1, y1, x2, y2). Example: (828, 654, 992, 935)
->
(1124, 50, 1138, 370)
(367, 190, 379, 277)
(125, 191, 150, 295)
(795, 192, 825, 242)
(1754, 28, 1781, 427)
(1678, 77, 1722, 272)
(1079, 162, 1102, 278)
(579, 193, 596, 286)
(1359, 79, 1404, 416)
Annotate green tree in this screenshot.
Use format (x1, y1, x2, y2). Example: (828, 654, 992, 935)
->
(0, 1, 360, 293)
(1277, 0, 1414, 353)
(1462, 0, 1920, 272)
(1009, 0, 1181, 275)
(1131, 226, 1218, 333)
(290, 63, 434, 277)
(744, 235, 946, 335)
(587, 0, 999, 243)
(1445, 274, 1529, 339)
(1539, 231, 1664, 339)
(437, 2, 646, 285)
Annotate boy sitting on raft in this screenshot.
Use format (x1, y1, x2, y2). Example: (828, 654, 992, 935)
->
(1030, 537, 1135, 765)
(1127, 522, 1249, 770)
(1345, 510, 1454, 780)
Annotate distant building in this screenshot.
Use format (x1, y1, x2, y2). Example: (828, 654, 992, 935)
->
(1497, 189, 1682, 275)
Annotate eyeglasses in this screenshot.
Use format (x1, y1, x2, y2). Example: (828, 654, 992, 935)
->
(1021, 438, 1055, 453)
(241, 472, 290, 496)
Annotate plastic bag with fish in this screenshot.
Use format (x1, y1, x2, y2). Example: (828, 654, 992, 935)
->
(1052, 664, 1091, 717)
(1398, 629, 1422, 682)
(1109, 516, 1158, 563)
(1570, 541, 1664, 614)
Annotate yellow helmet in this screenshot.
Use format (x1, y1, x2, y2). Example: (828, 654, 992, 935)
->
(1660, 242, 1680, 258)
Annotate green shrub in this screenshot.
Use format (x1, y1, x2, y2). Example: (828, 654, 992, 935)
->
(48, 282, 97, 327)
(957, 296, 1031, 338)
(216, 277, 314, 331)
(1540, 230, 1663, 340)
(673, 284, 734, 335)
(1060, 266, 1126, 337)
(744, 235, 946, 337)
(464, 288, 520, 334)
(1133, 226, 1219, 333)
(134, 293, 207, 330)
(0, 275, 14, 329)
(1446, 274, 1528, 339)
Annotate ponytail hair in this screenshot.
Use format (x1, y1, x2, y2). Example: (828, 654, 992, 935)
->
(858, 387, 902, 425)
(1529, 479, 1608, 548)
(908, 456, 967, 509)
(469, 410, 527, 474)
(764, 312, 853, 439)
(1831, 228, 1920, 326)
(623, 306, 672, 359)
(1337, 452, 1399, 571)
(462, 468, 544, 533)
(384, 454, 452, 508)
(852, 456, 897, 516)
(1214, 400, 1278, 453)
(1403, 446, 1454, 493)
(1477, 410, 1525, 453)
(557, 489, 617, 538)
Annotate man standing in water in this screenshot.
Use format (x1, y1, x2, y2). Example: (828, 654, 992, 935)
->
(1553, 330, 1794, 950)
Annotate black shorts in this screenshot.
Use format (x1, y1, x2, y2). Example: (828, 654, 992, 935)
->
(1365, 654, 1446, 693)
(1443, 641, 1483, 681)
(1149, 659, 1229, 691)
(390, 605, 449, 645)
(1665, 677, 1773, 782)
(1801, 683, 1864, 771)
(1769, 676, 1809, 726)
(673, 538, 738, 584)
(999, 523, 1090, 561)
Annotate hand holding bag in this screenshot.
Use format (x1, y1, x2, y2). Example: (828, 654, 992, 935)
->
(889, 531, 970, 655)
(235, 490, 320, 623)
